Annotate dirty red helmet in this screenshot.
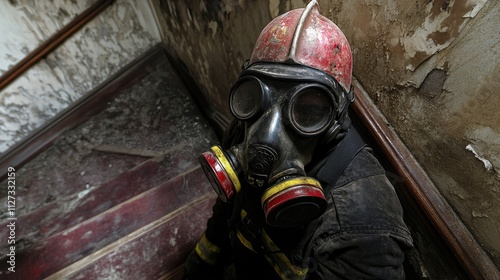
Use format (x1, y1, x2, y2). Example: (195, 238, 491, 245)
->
(249, 0, 352, 93)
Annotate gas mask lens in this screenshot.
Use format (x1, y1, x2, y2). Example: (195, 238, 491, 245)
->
(230, 77, 265, 121)
(289, 87, 335, 135)
(230, 77, 336, 136)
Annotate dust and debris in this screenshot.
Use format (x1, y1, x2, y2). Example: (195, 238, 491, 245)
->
(0, 0, 160, 153)
(0, 56, 217, 213)
(77, 187, 95, 199)
(63, 239, 72, 248)
(169, 226, 180, 247)
(83, 231, 93, 239)
(169, 237, 177, 247)
(95, 266, 122, 280)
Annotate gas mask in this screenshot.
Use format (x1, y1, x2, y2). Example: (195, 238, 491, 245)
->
(199, 64, 352, 228)
(199, 0, 353, 228)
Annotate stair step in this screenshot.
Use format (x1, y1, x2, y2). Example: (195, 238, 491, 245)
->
(0, 167, 214, 279)
(46, 195, 214, 280)
(0, 143, 200, 252)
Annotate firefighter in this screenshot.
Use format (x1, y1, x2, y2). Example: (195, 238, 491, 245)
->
(185, 1, 413, 279)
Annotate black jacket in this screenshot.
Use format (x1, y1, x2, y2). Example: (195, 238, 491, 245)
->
(185, 147, 413, 279)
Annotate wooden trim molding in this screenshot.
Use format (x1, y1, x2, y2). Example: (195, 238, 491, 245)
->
(0, 0, 115, 91)
(0, 44, 168, 181)
(351, 79, 500, 280)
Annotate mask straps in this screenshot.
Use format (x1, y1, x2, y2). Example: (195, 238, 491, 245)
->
(314, 126, 366, 187)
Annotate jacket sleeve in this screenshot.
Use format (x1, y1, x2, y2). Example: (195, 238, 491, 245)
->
(307, 149, 413, 279)
(310, 232, 411, 279)
(184, 198, 232, 280)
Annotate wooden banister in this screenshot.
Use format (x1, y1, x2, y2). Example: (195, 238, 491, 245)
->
(0, 0, 115, 91)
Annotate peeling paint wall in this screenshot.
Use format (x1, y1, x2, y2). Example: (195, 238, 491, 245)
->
(0, 0, 161, 153)
(327, 0, 500, 267)
(151, 0, 500, 272)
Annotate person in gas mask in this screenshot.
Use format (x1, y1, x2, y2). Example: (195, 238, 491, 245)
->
(184, 1, 413, 279)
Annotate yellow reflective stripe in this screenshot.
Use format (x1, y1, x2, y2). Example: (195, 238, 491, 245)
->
(211, 146, 241, 193)
(261, 229, 308, 279)
(236, 230, 256, 253)
(264, 255, 292, 280)
(240, 209, 248, 220)
(195, 233, 220, 266)
(261, 177, 322, 206)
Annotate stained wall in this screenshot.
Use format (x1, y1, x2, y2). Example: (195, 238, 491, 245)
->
(150, 0, 500, 271)
(0, 0, 161, 152)
(325, 0, 500, 267)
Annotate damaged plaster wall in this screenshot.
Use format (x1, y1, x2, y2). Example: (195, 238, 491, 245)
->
(324, 0, 500, 267)
(151, 0, 500, 270)
(0, 0, 161, 153)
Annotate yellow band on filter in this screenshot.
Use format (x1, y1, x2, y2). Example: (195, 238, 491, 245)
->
(210, 146, 241, 193)
(261, 177, 322, 206)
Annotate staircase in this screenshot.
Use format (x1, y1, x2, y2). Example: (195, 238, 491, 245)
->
(0, 47, 218, 279)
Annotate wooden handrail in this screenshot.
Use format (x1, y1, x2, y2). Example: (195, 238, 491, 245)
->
(0, 44, 168, 181)
(0, 0, 115, 91)
(351, 79, 500, 280)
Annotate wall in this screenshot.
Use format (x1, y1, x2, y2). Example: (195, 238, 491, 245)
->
(0, 0, 161, 153)
(151, 0, 500, 271)
(323, 0, 499, 266)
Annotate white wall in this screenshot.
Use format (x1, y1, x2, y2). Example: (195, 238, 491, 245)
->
(0, 0, 161, 153)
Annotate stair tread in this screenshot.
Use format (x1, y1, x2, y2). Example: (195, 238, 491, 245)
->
(0, 167, 213, 279)
(47, 196, 214, 280)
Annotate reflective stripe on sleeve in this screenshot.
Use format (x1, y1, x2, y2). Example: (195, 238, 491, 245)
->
(261, 229, 308, 280)
(195, 233, 221, 266)
(236, 229, 257, 253)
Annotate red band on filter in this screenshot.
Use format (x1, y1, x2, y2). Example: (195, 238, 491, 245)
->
(200, 151, 235, 201)
(262, 179, 327, 227)
(263, 185, 325, 215)
(210, 146, 241, 193)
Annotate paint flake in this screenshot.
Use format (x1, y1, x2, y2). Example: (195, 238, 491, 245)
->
(466, 144, 494, 172)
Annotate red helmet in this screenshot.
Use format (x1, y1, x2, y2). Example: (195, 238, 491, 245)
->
(249, 0, 352, 93)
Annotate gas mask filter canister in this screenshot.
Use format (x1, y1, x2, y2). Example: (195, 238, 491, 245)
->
(199, 145, 327, 228)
